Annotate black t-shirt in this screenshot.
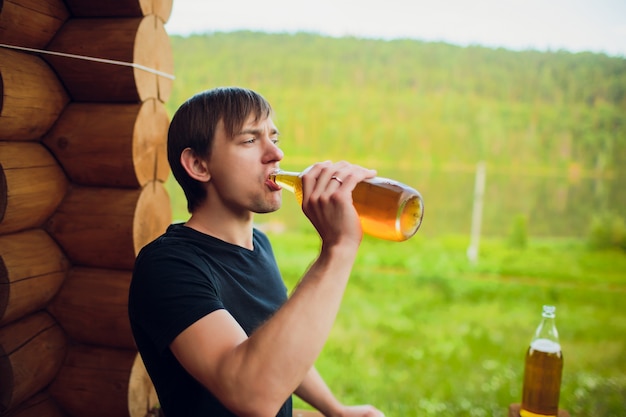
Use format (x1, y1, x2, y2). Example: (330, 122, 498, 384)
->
(128, 223, 291, 417)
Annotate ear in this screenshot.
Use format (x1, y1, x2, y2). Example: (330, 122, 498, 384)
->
(180, 148, 211, 182)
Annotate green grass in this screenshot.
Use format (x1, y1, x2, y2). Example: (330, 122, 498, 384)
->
(266, 230, 626, 416)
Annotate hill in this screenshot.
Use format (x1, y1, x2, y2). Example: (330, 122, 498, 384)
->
(167, 31, 626, 176)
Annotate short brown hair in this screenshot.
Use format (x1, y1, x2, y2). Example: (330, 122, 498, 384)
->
(167, 87, 273, 213)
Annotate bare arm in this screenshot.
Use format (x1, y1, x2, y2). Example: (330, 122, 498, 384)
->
(294, 367, 341, 415)
(170, 162, 376, 417)
(295, 367, 385, 417)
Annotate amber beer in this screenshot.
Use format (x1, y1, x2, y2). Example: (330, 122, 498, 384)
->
(270, 170, 424, 241)
(521, 305, 563, 417)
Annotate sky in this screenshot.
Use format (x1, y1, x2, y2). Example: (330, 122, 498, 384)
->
(165, 0, 626, 57)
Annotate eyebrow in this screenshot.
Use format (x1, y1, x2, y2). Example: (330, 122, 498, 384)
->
(237, 127, 280, 136)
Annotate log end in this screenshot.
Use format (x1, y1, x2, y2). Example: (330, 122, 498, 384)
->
(134, 181, 171, 255)
(135, 15, 174, 103)
(128, 354, 159, 417)
(134, 99, 170, 186)
(153, 0, 174, 24)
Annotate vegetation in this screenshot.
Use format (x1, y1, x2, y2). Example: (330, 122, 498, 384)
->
(270, 232, 626, 416)
(164, 32, 626, 415)
(166, 32, 626, 177)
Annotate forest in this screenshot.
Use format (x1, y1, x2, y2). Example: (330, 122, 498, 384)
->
(167, 31, 626, 178)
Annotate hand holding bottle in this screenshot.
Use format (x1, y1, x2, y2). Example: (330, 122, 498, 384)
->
(271, 162, 424, 242)
(297, 161, 377, 247)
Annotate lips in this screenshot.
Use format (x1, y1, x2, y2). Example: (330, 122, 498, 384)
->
(266, 176, 281, 191)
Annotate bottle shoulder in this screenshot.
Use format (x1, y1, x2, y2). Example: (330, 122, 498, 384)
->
(530, 338, 561, 353)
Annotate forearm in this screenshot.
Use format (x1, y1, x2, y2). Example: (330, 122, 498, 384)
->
(218, 244, 358, 415)
(295, 367, 342, 417)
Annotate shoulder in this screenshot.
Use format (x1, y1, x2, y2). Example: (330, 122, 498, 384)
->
(136, 224, 201, 263)
(132, 225, 212, 294)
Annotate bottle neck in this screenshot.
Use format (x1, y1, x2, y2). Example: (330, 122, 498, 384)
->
(536, 318, 558, 338)
(270, 170, 301, 194)
(533, 313, 559, 344)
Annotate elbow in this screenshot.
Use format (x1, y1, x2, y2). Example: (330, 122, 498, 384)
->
(207, 354, 296, 416)
(214, 374, 290, 417)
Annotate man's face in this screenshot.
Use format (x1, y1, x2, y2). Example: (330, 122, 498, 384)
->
(206, 113, 284, 215)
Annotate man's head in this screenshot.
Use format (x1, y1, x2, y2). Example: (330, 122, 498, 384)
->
(168, 87, 273, 213)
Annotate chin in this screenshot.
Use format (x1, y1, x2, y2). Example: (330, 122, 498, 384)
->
(254, 200, 282, 214)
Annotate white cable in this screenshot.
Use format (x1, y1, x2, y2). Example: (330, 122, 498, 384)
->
(0, 42, 175, 80)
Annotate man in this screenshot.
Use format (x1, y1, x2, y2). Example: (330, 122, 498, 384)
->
(129, 87, 384, 417)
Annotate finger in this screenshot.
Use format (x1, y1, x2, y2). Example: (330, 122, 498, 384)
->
(330, 175, 344, 186)
(329, 165, 376, 192)
(313, 163, 351, 195)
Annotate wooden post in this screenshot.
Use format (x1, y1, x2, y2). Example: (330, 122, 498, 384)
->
(0, 0, 69, 49)
(45, 15, 173, 103)
(0, 142, 68, 235)
(0, 49, 70, 141)
(467, 160, 486, 264)
(0, 312, 67, 414)
(0, 229, 68, 326)
(47, 267, 135, 349)
(43, 99, 170, 188)
(46, 181, 171, 269)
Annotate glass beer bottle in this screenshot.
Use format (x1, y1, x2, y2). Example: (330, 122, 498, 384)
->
(270, 170, 424, 241)
(521, 305, 564, 417)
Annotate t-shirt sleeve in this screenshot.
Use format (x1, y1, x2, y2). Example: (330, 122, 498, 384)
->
(129, 242, 224, 354)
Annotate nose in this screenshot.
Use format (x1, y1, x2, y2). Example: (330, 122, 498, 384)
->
(264, 137, 284, 163)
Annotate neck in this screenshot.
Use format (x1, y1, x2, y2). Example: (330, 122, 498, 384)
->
(185, 208, 254, 250)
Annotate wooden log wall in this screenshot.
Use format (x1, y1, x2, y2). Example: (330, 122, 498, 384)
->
(0, 0, 174, 416)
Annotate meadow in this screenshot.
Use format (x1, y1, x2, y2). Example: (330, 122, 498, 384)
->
(164, 32, 626, 416)
(272, 232, 626, 416)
